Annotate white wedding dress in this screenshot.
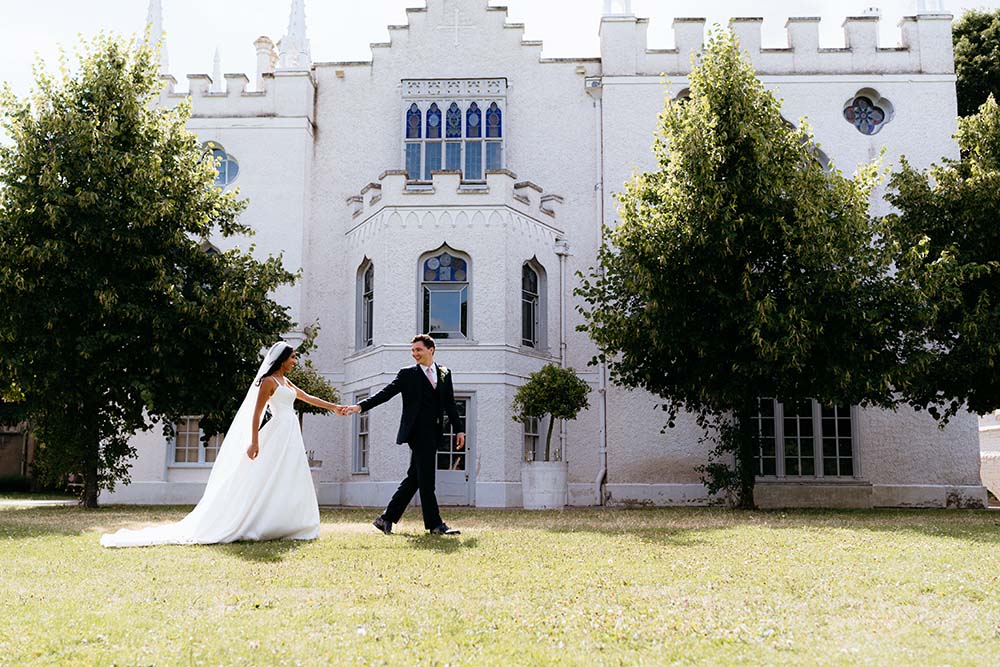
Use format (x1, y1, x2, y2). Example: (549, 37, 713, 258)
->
(101, 381, 320, 547)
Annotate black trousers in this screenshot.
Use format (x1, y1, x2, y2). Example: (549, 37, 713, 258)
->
(383, 431, 442, 529)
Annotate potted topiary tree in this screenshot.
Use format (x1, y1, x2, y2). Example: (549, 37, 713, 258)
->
(512, 364, 590, 509)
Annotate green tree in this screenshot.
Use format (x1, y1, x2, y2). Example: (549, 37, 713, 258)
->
(954, 9, 1000, 117)
(887, 95, 1000, 420)
(0, 35, 296, 507)
(577, 29, 913, 508)
(286, 324, 341, 423)
(511, 364, 590, 462)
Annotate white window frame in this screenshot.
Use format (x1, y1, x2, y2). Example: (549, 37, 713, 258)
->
(356, 260, 374, 350)
(755, 399, 862, 480)
(521, 260, 548, 350)
(418, 247, 471, 340)
(168, 416, 223, 467)
(353, 393, 370, 474)
(400, 79, 507, 183)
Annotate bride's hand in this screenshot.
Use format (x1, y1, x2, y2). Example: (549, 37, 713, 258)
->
(246, 442, 259, 460)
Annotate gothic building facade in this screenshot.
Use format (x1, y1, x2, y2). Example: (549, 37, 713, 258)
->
(107, 0, 987, 509)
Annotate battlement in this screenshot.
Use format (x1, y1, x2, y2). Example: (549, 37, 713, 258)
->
(347, 170, 564, 228)
(155, 69, 315, 119)
(600, 12, 955, 76)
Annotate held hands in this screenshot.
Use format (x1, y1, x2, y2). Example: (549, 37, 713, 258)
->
(330, 405, 359, 416)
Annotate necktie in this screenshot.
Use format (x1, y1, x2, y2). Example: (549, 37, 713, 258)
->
(425, 365, 437, 389)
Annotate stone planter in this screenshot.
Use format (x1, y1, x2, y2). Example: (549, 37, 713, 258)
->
(521, 461, 568, 509)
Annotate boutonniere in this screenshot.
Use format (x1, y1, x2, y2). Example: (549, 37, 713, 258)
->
(438, 366, 449, 378)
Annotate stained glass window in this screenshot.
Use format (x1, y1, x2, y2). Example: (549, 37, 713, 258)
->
(466, 103, 482, 138)
(486, 102, 502, 138)
(426, 103, 442, 139)
(844, 96, 886, 136)
(422, 251, 469, 339)
(446, 103, 462, 138)
(406, 103, 422, 139)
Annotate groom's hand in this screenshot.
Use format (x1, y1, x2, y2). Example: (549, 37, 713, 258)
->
(456, 433, 465, 450)
(346, 405, 362, 415)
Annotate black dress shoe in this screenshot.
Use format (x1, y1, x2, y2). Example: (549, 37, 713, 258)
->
(372, 515, 392, 535)
(429, 523, 460, 535)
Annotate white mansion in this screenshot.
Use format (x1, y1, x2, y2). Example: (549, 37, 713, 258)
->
(106, 0, 987, 509)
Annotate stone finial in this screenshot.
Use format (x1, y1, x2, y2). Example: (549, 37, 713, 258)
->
(211, 47, 223, 93)
(145, 0, 169, 75)
(278, 0, 312, 70)
(254, 36, 277, 90)
(602, 0, 633, 16)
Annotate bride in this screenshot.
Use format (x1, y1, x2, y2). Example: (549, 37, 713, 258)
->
(101, 342, 343, 547)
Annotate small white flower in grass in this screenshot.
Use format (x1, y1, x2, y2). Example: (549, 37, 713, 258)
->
(356, 626, 367, 636)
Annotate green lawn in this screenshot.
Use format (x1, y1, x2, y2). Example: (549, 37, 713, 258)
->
(2, 505, 999, 666)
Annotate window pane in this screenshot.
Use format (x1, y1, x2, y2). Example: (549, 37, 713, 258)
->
(486, 142, 502, 171)
(427, 289, 462, 335)
(465, 141, 482, 180)
(406, 103, 422, 139)
(406, 143, 421, 180)
(426, 103, 442, 139)
(485, 102, 502, 138)
(466, 103, 481, 138)
(446, 142, 461, 171)
(424, 142, 442, 179)
(446, 103, 462, 138)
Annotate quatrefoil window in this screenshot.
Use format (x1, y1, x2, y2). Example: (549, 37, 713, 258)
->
(843, 90, 893, 136)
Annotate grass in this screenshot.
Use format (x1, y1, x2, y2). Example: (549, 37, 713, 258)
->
(2, 506, 1000, 666)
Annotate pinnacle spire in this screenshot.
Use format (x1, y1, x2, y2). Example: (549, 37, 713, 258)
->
(145, 0, 169, 75)
(212, 47, 222, 92)
(278, 0, 311, 69)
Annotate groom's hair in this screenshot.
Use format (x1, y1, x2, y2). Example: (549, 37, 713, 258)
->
(411, 334, 435, 349)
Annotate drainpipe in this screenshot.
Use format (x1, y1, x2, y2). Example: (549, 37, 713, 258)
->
(586, 75, 608, 506)
(554, 239, 571, 463)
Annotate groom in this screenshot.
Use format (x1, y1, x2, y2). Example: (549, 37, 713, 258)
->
(346, 334, 465, 535)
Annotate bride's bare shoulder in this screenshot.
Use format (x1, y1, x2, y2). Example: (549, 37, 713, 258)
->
(259, 375, 279, 393)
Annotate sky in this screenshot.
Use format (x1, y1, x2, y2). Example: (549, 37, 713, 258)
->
(1, 0, 999, 97)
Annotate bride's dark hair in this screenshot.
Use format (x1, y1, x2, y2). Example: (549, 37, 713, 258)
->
(256, 344, 294, 386)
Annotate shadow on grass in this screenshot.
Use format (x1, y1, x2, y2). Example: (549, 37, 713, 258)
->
(215, 538, 309, 562)
(5, 506, 1000, 548)
(403, 534, 480, 553)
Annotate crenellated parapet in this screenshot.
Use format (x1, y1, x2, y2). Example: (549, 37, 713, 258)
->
(155, 69, 316, 119)
(600, 12, 955, 76)
(347, 170, 564, 231)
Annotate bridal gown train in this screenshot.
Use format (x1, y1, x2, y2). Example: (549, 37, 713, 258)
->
(100, 383, 320, 547)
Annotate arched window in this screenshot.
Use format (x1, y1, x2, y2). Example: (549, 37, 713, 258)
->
(445, 102, 463, 171)
(405, 104, 422, 179)
(356, 260, 374, 349)
(485, 102, 503, 171)
(424, 103, 443, 179)
(201, 141, 239, 188)
(465, 103, 483, 180)
(421, 249, 469, 339)
(521, 261, 546, 348)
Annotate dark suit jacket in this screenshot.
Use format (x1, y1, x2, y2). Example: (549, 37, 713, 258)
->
(359, 364, 464, 445)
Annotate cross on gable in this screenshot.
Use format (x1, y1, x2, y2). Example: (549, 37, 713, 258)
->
(436, 3, 478, 47)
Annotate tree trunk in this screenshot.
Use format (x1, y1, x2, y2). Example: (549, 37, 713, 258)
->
(734, 402, 757, 510)
(543, 415, 556, 462)
(83, 442, 99, 509)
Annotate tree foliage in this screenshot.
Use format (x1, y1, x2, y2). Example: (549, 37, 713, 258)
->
(0, 35, 296, 506)
(286, 324, 341, 420)
(577, 29, 912, 507)
(887, 95, 1000, 419)
(511, 364, 590, 462)
(954, 9, 1000, 118)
